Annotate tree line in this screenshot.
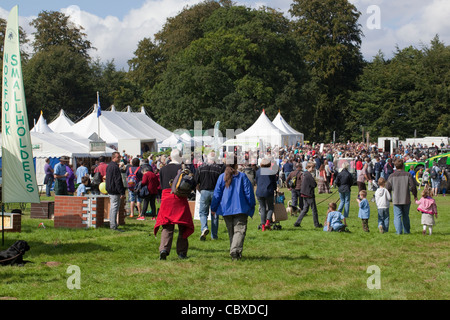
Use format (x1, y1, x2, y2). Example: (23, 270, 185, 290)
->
(1, 0, 449, 142)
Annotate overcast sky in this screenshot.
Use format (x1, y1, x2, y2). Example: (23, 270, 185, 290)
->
(1, 0, 450, 69)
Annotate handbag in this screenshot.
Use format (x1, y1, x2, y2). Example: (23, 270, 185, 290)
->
(272, 203, 288, 222)
(136, 181, 150, 198)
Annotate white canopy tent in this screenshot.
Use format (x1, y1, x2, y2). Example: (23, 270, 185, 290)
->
(31, 112, 54, 133)
(236, 110, 289, 149)
(48, 109, 75, 133)
(272, 112, 304, 146)
(67, 106, 173, 155)
(134, 106, 173, 143)
(158, 134, 186, 151)
(2, 113, 115, 187)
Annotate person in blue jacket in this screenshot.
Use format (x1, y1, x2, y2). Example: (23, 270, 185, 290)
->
(255, 158, 278, 231)
(211, 154, 256, 261)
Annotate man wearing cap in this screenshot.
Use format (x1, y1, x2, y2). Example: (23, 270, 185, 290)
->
(194, 152, 225, 240)
(53, 156, 69, 195)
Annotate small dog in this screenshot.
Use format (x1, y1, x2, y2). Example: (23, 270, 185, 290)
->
(286, 200, 299, 217)
(0, 240, 30, 266)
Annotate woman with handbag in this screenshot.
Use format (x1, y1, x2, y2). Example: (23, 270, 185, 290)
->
(139, 166, 160, 221)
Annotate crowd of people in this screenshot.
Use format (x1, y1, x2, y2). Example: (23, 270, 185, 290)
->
(44, 139, 449, 260)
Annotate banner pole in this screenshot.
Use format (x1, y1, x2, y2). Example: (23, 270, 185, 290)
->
(2, 204, 4, 246)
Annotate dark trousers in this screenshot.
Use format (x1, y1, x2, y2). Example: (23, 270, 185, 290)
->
(159, 224, 188, 256)
(295, 197, 320, 227)
(141, 194, 157, 217)
(291, 189, 303, 210)
(54, 179, 68, 196)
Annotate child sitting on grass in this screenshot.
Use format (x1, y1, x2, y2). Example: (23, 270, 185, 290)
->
(415, 186, 438, 235)
(323, 202, 348, 232)
(357, 190, 370, 232)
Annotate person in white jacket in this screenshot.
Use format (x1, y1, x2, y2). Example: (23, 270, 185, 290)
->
(375, 177, 391, 233)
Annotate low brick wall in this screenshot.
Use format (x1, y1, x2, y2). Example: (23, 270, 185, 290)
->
(30, 201, 54, 219)
(0, 213, 21, 233)
(54, 195, 125, 229)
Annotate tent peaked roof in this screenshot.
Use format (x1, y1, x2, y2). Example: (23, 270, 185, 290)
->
(32, 113, 54, 133)
(239, 110, 284, 136)
(69, 106, 138, 145)
(272, 112, 302, 135)
(69, 106, 172, 145)
(48, 109, 75, 133)
(134, 106, 172, 141)
(235, 110, 287, 147)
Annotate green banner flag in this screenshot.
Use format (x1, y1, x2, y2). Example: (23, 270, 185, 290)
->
(2, 6, 40, 204)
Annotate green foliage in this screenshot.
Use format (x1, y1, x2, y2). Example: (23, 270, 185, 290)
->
(147, 4, 308, 133)
(23, 45, 94, 122)
(289, 0, 364, 142)
(30, 10, 94, 59)
(348, 36, 450, 139)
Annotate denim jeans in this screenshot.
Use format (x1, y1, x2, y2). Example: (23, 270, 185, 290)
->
(46, 177, 54, 197)
(199, 190, 219, 239)
(291, 189, 303, 210)
(393, 204, 411, 234)
(377, 208, 390, 232)
(338, 192, 351, 218)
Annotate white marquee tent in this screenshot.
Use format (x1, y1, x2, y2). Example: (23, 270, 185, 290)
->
(236, 110, 289, 148)
(67, 106, 173, 155)
(48, 109, 75, 133)
(158, 134, 187, 151)
(272, 112, 304, 146)
(2, 113, 115, 187)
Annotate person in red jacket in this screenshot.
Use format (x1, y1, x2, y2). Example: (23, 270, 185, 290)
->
(154, 149, 195, 260)
(139, 166, 160, 220)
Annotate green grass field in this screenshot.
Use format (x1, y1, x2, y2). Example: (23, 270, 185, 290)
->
(0, 186, 449, 301)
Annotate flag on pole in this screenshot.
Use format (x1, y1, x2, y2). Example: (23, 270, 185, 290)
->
(97, 92, 102, 117)
(1, 5, 40, 204)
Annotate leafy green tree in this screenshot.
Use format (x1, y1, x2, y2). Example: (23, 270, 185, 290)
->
(127, 37, 164, 94)
(91, 59, 141, 110)
(289, 0, 364, 142)
(147, 4, 308, 133)
(23, 46, 94, 122)
(30, 10, 94, 59)
(348, 36, 450, 140)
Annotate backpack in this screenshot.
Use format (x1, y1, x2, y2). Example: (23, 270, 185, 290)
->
(92, 171, 103, 186)
(288, 170, 302, 189)
(127, 167, 140, 191)
(170, 168, 196, 198)
(430, 167, 439, 179)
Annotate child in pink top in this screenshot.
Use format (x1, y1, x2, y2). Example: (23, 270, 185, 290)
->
(415, 186, 438, 235)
